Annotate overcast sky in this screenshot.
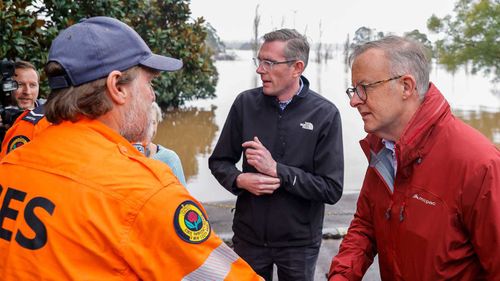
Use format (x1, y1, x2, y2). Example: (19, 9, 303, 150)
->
(190, 0, 456, 44)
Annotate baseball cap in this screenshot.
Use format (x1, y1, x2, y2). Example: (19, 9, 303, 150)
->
(48, 16, 183, 90)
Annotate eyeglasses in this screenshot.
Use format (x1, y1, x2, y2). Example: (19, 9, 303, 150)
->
(252, 58, 297, 71)
(346, 75, 403, 101)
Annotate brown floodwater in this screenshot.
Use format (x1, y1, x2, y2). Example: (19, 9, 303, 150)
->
(155, 50, 499, 202)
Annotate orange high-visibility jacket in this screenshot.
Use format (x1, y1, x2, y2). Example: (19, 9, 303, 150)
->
(0, 118, 261, 281)
(0, 105, 51, 160)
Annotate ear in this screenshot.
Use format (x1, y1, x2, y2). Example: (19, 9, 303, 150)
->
(106, 70, 127, 105)
(292, 60, 305, 78)
(401, 74, 417, 100)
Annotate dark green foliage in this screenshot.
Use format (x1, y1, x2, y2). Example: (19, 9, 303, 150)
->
(0, 0, 218, 107)
(427, 0, 499, 81)
(1, 0, 55, 83)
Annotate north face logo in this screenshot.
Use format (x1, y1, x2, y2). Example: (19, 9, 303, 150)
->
(300, 122, 313, 130)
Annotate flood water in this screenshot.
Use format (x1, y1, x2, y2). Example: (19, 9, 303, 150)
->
(155, 50, 499, 202)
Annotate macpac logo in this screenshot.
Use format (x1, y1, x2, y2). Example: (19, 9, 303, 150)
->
(300, 122, 313, 131)
(412, 194, 436, 206)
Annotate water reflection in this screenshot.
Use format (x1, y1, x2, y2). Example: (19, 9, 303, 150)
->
(156, 50, 498, 203)
(154, 106, 218, 180)
(453, 108, 500, 147)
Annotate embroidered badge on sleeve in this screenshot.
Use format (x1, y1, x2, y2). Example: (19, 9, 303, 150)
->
(7, 135, 30, 153)
(173, 200, 211, 244)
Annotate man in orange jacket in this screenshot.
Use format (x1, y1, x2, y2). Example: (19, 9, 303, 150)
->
(0, 104, 50, 159)
(0, 60, 46, 154)
(0, 16, 262, 281)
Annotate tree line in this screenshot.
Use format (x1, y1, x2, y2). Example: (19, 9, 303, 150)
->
(346, 0, 498, 81)
(243, 0, 498, 82)
(1, 0, 498, 108)
(1, 0, 218, 108)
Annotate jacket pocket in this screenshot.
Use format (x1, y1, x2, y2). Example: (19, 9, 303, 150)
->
(396, 186, 461, 279)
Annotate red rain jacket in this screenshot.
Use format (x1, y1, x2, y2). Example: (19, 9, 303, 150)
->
(329, 84, 500, 280)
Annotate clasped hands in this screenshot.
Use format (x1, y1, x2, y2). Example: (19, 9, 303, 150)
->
(236, 136, 281, 196)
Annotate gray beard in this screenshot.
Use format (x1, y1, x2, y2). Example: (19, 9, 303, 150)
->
(119, 107, 150, 143)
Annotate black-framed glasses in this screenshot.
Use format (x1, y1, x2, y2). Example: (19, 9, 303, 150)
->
(346, 75, 403, 101)
(252, 58, 297, 71)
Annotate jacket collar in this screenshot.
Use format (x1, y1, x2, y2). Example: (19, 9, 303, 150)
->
(296, 75, 310, 98)
(260, 75, 311, 105)
(65, 118, 143, 157)
(361, 83, 451, 173)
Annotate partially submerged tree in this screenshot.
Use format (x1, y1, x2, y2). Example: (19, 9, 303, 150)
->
(205, 22, 226, 55)
(403, 29, 433, 60)
(351, 27, 376, 46)
(252, 4, 261, 59)
(315, 21, 323, 63)
(427, 0, 499, 81)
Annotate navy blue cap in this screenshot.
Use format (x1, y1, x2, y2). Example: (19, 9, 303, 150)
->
(48, 16, 183, 89)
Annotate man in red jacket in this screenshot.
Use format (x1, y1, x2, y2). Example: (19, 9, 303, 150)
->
(328, 36, 499, 280)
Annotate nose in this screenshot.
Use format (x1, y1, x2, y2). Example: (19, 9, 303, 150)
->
(17, 84, 28, 94)
(25, 85, 34, 95)
(150, 86, 157, 102)
(256, 63, 266, 74)
(148, 85, 155, 102)
(349, 94, 364, 108)
(150, 90, 155, 102)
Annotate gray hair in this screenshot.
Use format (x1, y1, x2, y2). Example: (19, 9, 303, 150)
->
(263, 28, 310, 68)
(349, 35, 431, 99)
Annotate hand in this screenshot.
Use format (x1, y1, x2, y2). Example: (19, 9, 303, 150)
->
(236, 173, 280, 196)
(242, 136, 277, 177)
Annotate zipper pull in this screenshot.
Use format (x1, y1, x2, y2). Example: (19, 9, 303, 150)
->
(385, 201, 393, 220)
(399, 202, 406, 222)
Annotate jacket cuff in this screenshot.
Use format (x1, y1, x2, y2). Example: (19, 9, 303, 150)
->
(230, 172, 243, 195)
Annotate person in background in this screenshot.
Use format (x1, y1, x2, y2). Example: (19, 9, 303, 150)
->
(328, 35, 500, 280)
(12, 60, 42, 110)
(209, 28, 344, 281)
(0, 16, 262, 281)
(134, 101, 187, 186)
(0, 60, 49, 157)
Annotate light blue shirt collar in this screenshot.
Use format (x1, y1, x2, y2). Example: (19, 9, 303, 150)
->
(382, 139, 397, 177)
